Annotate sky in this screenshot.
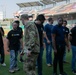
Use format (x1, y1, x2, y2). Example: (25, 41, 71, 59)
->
(0, 0, 37, 18)
(0, 0, 75, 18)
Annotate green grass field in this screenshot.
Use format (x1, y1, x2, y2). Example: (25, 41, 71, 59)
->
(0, 50, 74, 75)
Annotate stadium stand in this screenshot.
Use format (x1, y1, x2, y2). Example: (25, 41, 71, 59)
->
(14, 0, 76, 29)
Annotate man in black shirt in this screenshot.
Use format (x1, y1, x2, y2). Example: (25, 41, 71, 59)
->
(63, 20, 69, 63)
(14, 20, 23, 62)
(0, 27, 6, 66)
(69, 24, 76, 74)
(35, 14, 45, 75)
(7, 21, 23, 73)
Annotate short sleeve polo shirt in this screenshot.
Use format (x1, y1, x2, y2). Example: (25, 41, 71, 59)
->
(52, 25, 66, 46)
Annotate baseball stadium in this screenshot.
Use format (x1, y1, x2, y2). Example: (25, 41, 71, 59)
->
(0, 0, 76, 75)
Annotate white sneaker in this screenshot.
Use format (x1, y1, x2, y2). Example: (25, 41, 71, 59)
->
(1, 63, 6, 66)
(14, 67, 20, 71)
(9, 69, 15, 73)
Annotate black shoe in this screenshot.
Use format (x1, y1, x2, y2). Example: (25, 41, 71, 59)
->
(72, 70, 76, 74)
(59, 72, 67, 75)
(19, 59, 24, 62)
(53, 73, 58, 75)
(63, 61, 70, 64)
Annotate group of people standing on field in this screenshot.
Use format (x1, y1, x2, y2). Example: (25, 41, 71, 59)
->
(0, 14, 76, 75)
(43, 16, 76, 75)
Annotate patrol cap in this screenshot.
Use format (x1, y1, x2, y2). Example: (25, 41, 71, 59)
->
(36, 14, 45, 21)
(20, 14, 29, 20)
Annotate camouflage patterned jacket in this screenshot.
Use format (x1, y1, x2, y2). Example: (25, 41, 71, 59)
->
(24, 21, 40, 53)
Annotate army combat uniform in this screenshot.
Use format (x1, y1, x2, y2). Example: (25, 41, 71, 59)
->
(23, 21, 40, 75)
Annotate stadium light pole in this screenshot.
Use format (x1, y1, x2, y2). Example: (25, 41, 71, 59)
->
(0, 4, 6, 20)
(4, 5, 6, 20)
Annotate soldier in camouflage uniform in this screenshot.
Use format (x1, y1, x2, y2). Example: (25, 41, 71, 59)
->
(20, 14, 40, 75)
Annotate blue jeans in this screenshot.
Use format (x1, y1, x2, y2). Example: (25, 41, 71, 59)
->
(45, 41, 52, 64)
(37, 47, 44, 75)
(10, 50, 18, 70)
(71, 45, 76, 71)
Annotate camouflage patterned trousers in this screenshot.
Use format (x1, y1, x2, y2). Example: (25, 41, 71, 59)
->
(23, 53, 39, 75)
